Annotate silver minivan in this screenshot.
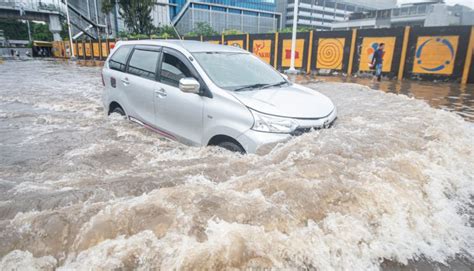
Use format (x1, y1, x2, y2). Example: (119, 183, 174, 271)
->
(102, 40, 337, 154)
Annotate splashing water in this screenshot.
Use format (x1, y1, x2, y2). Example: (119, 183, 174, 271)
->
(0, 60, 473, 270)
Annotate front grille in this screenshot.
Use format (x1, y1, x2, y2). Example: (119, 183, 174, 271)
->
(290, 117, 337, 136)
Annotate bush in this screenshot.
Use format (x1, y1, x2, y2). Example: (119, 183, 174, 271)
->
(222, 29, 245, 35)
(187, 22, 218, 37)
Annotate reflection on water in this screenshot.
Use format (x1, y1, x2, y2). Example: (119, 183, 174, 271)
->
(0, 60, 473, 270)
(295, 75, 474, 122)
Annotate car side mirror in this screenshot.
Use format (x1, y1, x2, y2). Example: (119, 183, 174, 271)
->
(179, 77, 200, 94)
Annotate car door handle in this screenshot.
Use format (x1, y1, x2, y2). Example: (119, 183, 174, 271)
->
(154, 88, 167, 98)
(121, 77, 130, 85)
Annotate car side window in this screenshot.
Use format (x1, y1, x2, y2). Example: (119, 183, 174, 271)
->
(127, 49, 160, 80)
(109, 46, 132, 72)
(160, 53, 192, 87)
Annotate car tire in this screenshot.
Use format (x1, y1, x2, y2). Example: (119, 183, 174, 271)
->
(218, 141, 245, 154)
(111, 107, 125, 116)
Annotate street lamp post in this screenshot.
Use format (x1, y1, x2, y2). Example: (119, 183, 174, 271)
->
(286, 0, 299, 74)
(65, 0, 75, 58)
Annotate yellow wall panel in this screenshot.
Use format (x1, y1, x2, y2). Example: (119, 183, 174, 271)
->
(281, 39, 305, 68)
(316, 38, 346, 70)
(252, 39, 272, 64)
(77, 43, 83, 56)
(226, 40, 244, 49)
(101, 43, 108, 57)
(412, 36, 459, 75)
(52, 41, 62, 58)
(359, 37, 396, 72)
(84, 43, 92, 57)
(93, 43, 100, 58)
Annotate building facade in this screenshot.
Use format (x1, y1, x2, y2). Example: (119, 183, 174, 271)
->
(277, 0, 396, 30)
(331, 1, 474, 30)
(171, 0, 281, 34)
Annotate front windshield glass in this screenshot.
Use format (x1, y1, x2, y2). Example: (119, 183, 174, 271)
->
(192, 52, 287, 91)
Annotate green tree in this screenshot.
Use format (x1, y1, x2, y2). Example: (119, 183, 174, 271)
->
(278, 26, 313, 33)
(0, 19, 53, 41)
(60, 21, 69, 40)
(0, 19, 28, 40)
(222, 29, 244, 35)
(187, 22, 218, 37)
(156, 25, 178, 39)
(31, 22, 53, 41)
(101, 0, 155, 35)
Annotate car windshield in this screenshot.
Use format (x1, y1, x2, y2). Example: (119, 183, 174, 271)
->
(192, 52, 287, 91)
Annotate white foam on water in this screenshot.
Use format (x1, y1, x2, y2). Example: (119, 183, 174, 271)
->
(0, 61, 473, 270)
(0, 250, 57, 271)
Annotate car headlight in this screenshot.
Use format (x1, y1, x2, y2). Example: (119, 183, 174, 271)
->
(250, 109, 299, 133)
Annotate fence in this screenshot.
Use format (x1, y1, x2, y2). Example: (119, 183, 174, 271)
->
(54, 25, 474, 84)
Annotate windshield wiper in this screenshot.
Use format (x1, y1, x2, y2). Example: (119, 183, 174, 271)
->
(233, 83, 268, 92)
(260, 81, 289, 89)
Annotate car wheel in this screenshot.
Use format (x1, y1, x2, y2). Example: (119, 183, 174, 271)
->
(218, 141, 245, 154)
(111, 107, 125, 116)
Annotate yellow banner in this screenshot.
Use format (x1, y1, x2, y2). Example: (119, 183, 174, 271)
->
(316, 38, 346, 70)
(77, 43, 83, 56)
(412, 36, 459, 75)
(359, 37, 396, 72)
(206, 40, 220, 44)
(101, 42, 108, 57)
(281, 39, 305, 68)
(226, 40, 244, 49)
(93, 43, 100, 58)
(85, 43, 92, 57)
(252, 39, 272, 64)
(52, 41, 62, 58)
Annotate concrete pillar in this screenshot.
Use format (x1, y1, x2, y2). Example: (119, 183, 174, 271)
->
(48, 14, 62, 41)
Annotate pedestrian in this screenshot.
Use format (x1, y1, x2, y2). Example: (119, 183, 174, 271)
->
(371, 43, 385, 82)
(10, 49, 14, 57)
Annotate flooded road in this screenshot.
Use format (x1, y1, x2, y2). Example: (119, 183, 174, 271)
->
(296, 75, 474, 122)
(0, 60, 473, 270)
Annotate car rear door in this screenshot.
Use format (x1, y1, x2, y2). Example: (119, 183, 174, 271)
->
(122, 45, 161, 125)
(104, 45, 133, 111)
(154, 48, 205, 145)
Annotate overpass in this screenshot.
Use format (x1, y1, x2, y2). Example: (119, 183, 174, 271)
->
(0, 1, 107, 41)
(0, 2, 63, 40)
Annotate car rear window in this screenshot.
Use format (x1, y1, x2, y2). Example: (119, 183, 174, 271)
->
(109, 45, 132, 72)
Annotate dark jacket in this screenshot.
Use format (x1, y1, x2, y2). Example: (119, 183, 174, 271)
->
(372, 49, 384, 65)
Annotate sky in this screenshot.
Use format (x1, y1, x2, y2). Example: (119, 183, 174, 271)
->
(398, 0, 474, 8)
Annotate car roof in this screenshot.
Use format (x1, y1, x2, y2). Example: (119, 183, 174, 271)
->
(116, 39, 246, 53)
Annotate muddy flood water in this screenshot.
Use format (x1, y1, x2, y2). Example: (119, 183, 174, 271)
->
(0, 60, 473, 270)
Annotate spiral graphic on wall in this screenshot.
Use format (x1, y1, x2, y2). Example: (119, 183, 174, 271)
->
(316, 38, 345, 70)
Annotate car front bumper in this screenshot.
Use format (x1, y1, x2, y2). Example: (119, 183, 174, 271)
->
(237, 107, 337, 154)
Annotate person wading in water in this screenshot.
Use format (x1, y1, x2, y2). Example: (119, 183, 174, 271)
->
(371, 43, 385, 82)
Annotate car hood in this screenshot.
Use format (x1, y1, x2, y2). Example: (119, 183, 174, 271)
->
(232, 84, 335, 119)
